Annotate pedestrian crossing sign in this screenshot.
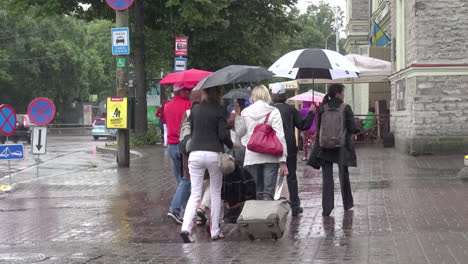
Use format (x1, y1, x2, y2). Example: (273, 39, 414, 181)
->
(106, 97, 128, 129)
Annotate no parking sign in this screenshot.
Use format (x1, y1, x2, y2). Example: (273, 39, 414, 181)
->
(0, 104, 17, 136)
(28, 98, 56, 126)
(105, 0, 135, 10)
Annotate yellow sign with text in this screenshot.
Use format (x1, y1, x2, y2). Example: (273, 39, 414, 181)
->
(106, 97, 128, 129)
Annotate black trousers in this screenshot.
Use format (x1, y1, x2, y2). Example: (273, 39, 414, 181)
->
(322, 161, 353, 215)
(286, 155, 300, 210)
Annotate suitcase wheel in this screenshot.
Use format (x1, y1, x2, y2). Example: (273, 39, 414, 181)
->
(248, 234, 255, 241)
(271, 233, 278, 241)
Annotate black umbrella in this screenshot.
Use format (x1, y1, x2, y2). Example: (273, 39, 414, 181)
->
(222, 88, 251, 99)
(193, 65, 274, 90)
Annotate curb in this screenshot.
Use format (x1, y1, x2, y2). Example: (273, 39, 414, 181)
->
(95, 145, 144, 159)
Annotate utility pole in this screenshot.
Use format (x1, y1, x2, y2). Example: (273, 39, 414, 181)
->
(116, 10, 130, 167)
(335, 7, 339, 52)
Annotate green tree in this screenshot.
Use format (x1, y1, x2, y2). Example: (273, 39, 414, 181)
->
(0, 4, 115, 112)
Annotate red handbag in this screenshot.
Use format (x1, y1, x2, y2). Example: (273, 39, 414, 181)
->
(247, 113, 283, 156)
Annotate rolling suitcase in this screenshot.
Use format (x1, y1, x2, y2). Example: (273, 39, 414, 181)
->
(237, 176, 290, 241)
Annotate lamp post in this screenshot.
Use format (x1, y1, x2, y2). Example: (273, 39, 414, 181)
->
(325, 32, 336, 50)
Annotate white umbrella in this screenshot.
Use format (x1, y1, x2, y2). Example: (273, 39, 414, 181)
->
(269, 48, 360, 80)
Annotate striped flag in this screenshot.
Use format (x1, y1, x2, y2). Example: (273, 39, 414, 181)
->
(370, 22, 390, 47)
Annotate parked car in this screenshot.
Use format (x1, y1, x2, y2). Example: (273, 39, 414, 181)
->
(0, 114, 32, 144)
(92, 118, 117, 140)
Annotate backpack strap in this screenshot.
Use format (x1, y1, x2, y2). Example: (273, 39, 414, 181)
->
(263, 112, 271, 124)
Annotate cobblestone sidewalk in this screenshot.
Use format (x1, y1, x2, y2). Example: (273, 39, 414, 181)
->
(0, 145, 466, 263)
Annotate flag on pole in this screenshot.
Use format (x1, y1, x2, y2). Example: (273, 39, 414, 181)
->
(370, 21, 390, 47)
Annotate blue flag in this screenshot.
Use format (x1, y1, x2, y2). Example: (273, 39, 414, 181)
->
(371, 22, 390, 47)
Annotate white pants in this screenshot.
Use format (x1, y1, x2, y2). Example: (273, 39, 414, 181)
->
(201, 180, 211, 208)
(163, 124, 168, 146)
(182, 151, 222, 237)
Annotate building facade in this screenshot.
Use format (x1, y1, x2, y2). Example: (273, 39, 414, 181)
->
(390, 0, 468, 154)
(345, 0, 468, 154)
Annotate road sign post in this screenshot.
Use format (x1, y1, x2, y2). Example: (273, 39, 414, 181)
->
(114, 9, 130, 167)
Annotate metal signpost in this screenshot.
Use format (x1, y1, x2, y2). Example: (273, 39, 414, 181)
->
(28, 98, 55, 177)
(0, 144, 24, 192)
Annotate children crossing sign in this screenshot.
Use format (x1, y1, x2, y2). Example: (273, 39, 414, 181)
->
(106, 97, 128, 129)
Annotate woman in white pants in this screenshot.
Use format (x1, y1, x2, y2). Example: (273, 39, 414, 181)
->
(180, 86, 233, 243)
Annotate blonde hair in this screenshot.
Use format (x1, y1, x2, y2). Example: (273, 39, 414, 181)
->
(250, 85, 272, 104)
(202, 87, 223, 104)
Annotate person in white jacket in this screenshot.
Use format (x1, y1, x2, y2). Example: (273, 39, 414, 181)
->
(234, 85, 288, 200)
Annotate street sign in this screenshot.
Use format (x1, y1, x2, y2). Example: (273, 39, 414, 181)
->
(106, 97, 128, 129)
(112, 27, 130, 55)
(117, 57, 126, 68)
(174, 58, 187, 72)
(32, 127, 47, 155)
(0, 144, 24, 160)
(175, 37, 188, 56)
(105, 0, 135, 10)
(27, 97, 55, 126)
(0, 104, 16, 136)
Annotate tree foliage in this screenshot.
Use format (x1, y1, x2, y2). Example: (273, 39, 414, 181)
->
(3, 0, 344, 113)
(0, 3, 115, 112)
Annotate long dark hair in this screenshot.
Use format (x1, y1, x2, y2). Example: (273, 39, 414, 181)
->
(322, 83, 345, 104)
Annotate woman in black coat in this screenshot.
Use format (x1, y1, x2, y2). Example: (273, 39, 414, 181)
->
(308, 83, 357, 216)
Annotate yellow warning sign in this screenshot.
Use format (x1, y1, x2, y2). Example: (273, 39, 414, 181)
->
(106, 97, 128, 129)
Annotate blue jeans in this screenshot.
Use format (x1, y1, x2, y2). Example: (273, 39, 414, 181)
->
(168, 144, 191, 214)
(245, 163, 279, 200)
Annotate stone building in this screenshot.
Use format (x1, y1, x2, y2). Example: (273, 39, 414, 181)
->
(345, 0, 468, 154)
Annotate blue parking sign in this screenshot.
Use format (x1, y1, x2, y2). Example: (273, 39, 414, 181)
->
(112, 28, 130, 55)
(0, 144, 24, 161)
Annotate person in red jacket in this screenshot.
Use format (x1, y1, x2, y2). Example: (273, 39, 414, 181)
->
(164, 85, 192, 224)
(155, 99, 168, 146)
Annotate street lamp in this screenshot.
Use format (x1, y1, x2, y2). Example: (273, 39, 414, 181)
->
(325, 32, 335, 50)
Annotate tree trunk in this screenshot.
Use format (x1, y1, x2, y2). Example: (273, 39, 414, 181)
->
(134, 0, 148, 137)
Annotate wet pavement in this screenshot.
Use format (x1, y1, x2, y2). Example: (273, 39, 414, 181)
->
(0, 137, 467, 263)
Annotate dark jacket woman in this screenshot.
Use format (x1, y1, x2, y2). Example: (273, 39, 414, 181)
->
(307, 83, 357, 217)
(315, 97, 357, 167)
(188, 100, 233, 152)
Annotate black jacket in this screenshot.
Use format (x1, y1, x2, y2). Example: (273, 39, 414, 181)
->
(274, 102, 315, 156)
(315, 97, 357, 167)
(189, 100, 233, 153)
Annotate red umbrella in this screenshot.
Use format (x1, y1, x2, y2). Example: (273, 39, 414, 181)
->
(159, 68, 213, 88)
